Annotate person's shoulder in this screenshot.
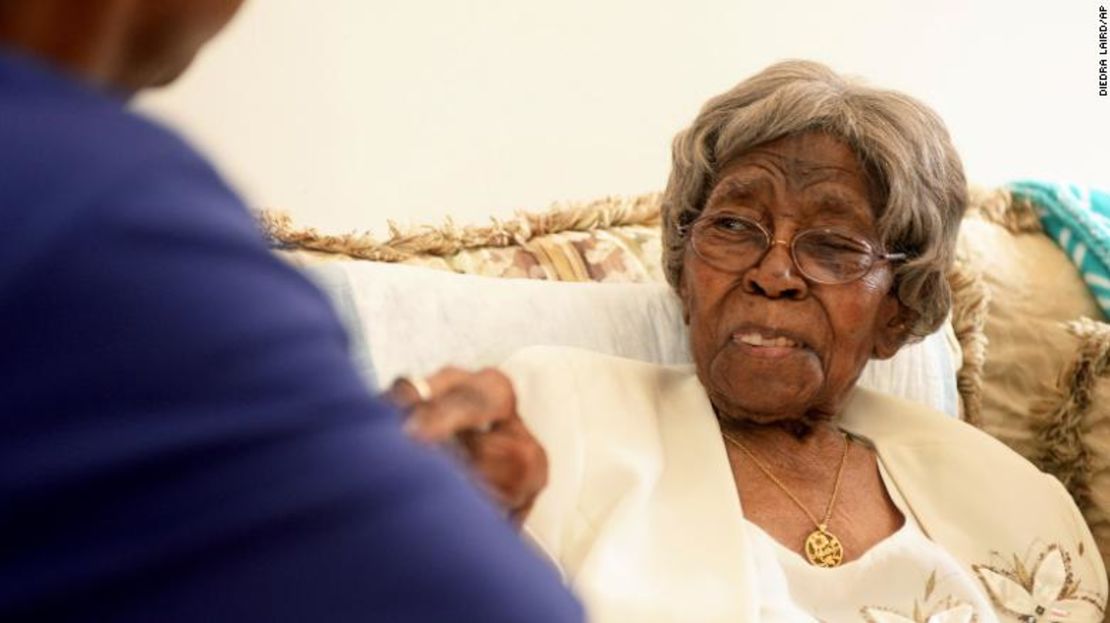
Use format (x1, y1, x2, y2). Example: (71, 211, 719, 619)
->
(0, 68, 257, 273)
(6, 90, 192, 161)
(847, 386, 1054, 485)
(0, 60, 219, 222)
(851, 390, 1106, 604)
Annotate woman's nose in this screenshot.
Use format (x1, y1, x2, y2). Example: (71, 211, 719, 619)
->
(741, 239, 808, 300)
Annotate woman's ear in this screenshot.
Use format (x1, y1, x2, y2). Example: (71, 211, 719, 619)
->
(677, 275, 690, 325)
(872, 295, 915, 360)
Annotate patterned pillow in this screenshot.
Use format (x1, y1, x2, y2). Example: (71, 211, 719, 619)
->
(267, 194, 664, 283)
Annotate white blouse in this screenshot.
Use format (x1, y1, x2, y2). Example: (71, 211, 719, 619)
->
(744, 463, 999, 623)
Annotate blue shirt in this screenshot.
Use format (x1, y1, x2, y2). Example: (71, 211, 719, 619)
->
(0, 50, 581, 622)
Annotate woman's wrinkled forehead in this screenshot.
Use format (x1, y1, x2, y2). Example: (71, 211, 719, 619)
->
(708, 134, 884, 219)
(705, 177, 869, 223)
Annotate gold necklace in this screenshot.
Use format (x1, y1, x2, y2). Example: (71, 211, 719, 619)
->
(722, 430, 850, 568)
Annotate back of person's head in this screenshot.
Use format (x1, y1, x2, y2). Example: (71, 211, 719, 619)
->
(0, 0, 245, 93)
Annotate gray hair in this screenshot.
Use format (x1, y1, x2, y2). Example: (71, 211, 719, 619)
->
(661, 60, 967, 340)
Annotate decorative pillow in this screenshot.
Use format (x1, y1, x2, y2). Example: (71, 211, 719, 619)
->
(944, 189, 1110, 562)
(955, 189, 1105, 457)
(266, 194, 665, 283)
(1031, 318, 1110, 579)
(306, 260, 962, 418)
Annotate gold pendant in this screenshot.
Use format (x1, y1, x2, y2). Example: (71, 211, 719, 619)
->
(804, 524, 844, 567)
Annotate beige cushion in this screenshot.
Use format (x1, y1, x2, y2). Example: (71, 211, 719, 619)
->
(955, 215, 1103, 455)
(1037, 319, 1110, 580)
(955, 194, 1110, 573)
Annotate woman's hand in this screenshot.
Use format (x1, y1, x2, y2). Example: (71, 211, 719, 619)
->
(386, 367, 547, 526)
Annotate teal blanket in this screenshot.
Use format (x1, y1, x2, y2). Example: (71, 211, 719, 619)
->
(1008, 181, 1110, 319)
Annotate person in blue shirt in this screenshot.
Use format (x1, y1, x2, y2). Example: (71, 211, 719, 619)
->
(0, 1, 581, 621)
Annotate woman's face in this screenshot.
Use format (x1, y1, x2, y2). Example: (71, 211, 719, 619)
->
(680, 132, 906, 425)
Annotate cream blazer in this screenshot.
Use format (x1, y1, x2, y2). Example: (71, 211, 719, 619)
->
(502, 346, 1108, 623)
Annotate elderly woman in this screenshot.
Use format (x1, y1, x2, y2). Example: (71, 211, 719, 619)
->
(496, 61, 1107, 622)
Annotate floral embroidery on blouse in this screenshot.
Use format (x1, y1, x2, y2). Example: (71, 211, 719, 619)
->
(972, 544, 1104, 622)
(861, 570, 979, 623)
(861, 602, 977, 623)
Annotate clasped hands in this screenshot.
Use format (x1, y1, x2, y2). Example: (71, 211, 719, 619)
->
(386, 367, 546, 526)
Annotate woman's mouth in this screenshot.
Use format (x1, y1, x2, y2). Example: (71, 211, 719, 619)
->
(735, 333, 798, 348)
(732, 331, 807, 358)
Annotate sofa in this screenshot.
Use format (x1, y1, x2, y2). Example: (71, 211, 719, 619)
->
(262, 186, 1110, 582)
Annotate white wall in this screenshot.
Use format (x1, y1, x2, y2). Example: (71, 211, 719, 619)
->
(139, 0, 1110, 236)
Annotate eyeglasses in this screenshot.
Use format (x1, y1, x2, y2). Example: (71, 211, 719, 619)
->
(682, 212, 907, 285)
